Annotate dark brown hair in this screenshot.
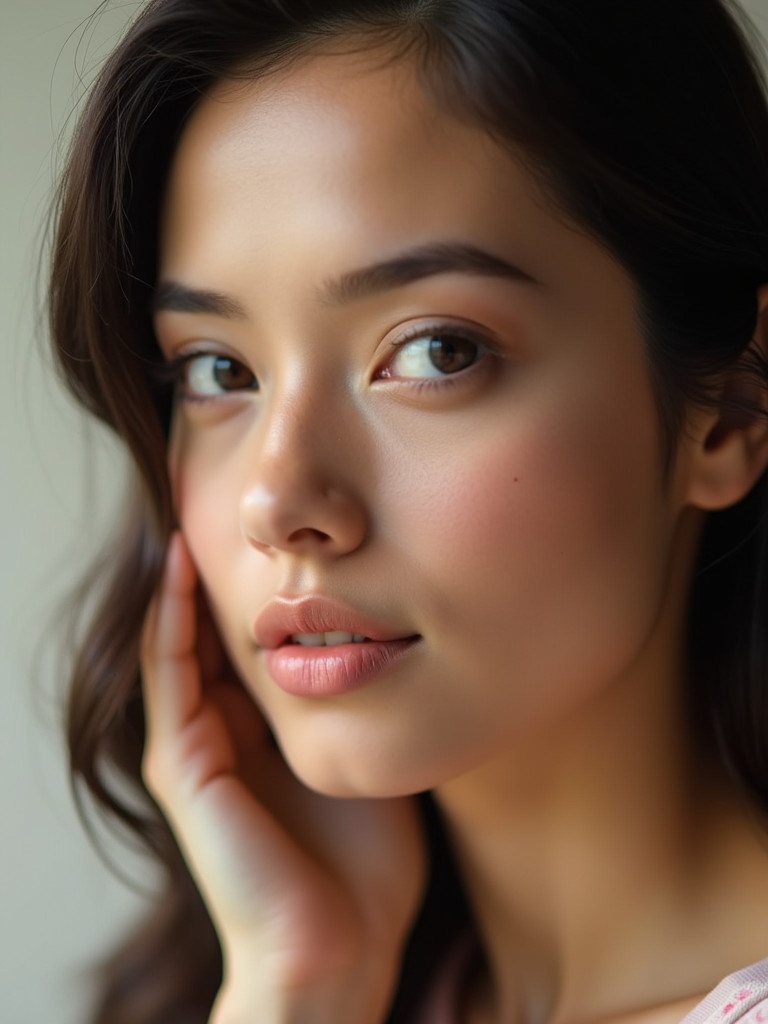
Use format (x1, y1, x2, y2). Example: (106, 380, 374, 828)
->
(49, 1, 768, 1020)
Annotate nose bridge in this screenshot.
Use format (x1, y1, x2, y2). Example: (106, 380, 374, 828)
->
(239, 370, 367, 555)
(260, 368, 341, 480)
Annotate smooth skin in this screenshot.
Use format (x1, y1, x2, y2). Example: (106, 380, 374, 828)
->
(143, 45, 768, 1024)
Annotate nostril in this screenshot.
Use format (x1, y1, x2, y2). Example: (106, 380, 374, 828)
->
(286, 526, 333, 545)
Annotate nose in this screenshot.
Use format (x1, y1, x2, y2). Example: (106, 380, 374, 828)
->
(239, 398, 368, 559)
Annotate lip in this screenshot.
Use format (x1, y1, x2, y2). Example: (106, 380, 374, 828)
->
(253, 594, 415, 650)
(253, 595, 420, 698)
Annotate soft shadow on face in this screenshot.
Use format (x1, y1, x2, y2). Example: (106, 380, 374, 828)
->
(154, 46, 702, 798)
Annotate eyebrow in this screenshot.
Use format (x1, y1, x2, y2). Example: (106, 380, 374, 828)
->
(322, 241, 536, 305)
(153, 241, 535, 319)
(153, 281, 248, 319)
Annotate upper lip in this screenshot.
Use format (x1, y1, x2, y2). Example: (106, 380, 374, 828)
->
(253, 595, 417, 650)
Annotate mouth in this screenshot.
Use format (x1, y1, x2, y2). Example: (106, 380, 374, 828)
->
(254, 595, 421, 695)
(253, 594, 418, 651)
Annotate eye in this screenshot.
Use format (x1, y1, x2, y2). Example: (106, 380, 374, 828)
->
(381, 329, 485, 380)
(175, 353, 258, 399)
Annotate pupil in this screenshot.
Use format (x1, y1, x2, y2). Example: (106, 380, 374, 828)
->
(213, 357, 254, 390)
(428, 335, 477, 374)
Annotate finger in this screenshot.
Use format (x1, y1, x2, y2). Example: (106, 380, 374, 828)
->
(141, 531, 202, 742)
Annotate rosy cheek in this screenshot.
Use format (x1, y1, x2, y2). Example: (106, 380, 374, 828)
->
(402, 388, 661, 622)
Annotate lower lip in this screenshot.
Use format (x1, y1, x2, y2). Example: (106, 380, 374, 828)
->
(263, 639, 418, 697)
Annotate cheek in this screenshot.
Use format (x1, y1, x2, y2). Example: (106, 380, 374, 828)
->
(401, 390, 663, 581)
(168, 423, 244, 595)
(392, 386, 672, 716)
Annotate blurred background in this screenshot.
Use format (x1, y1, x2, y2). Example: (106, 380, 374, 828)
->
(2, 0, 768, 1020)
(3, 3, 150, 1020)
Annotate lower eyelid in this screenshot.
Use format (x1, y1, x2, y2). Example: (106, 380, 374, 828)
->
(375, 354, 495, 399)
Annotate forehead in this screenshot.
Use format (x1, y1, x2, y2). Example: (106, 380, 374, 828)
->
(161, 48, 547, 259)
(169, 47, 478, 180)
(158, 45, 632, 328)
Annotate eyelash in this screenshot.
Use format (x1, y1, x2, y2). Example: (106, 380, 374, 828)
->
(157, 321, 493, 404)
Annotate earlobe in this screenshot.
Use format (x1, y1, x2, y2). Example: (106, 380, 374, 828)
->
(684, 284, 768, 512)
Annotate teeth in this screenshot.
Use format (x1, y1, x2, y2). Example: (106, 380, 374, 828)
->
(325, 631, 354, 646)
(292, 633, 327, 647)
(291, 631, 370, 647)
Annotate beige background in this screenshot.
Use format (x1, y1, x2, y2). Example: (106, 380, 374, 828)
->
(3, 1, 768, 1020)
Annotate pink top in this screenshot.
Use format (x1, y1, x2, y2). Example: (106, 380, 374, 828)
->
(418, 947, 768, 1024)
(679, 960, 768, 1024)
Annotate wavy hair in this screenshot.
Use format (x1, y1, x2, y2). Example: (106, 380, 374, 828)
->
(48, 1, 768, 1020)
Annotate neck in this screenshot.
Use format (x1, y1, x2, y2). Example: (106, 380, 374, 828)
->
(434, 662, 768, 1024)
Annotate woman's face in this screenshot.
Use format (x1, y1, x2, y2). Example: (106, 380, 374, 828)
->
(155, 49, 701, 797)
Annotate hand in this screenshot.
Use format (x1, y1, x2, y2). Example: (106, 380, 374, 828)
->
(140, 533, 427, 1024)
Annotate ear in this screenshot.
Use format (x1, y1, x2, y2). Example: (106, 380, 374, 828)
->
(683, 284, 768, 512)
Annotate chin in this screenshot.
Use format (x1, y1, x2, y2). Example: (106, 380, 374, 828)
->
(277, 735, 440, 800)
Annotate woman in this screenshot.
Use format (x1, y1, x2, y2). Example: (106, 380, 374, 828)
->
(49, 1, 768, 1021)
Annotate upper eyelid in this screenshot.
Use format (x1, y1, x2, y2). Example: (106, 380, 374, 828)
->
(152, 346, 217, 382)
(155, 341, 260, 398)
(155, 334, 236, 360)
(154, 347, 257, 393)
(167, 344, 225, 364)
(383, 318, 500, 357)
